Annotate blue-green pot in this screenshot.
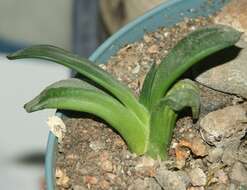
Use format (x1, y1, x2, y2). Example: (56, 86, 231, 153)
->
(45, 0, 230, 189)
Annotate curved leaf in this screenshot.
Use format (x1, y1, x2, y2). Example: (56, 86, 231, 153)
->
(146, 106, 176, 160)
(165, 79, 200, 119)
(7, 45, 148, 124)
(25, 81, 148, 155)
(146, 80, 200, 159)
(149, 25, 241, 109)
(44, 78, 105, 91)
(139, 63, 157, 109)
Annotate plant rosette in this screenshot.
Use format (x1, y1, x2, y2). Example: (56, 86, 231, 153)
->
(8, 25, 241, 161)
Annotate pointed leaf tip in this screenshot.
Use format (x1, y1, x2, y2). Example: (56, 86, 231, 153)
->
(7, 45, 148, 124)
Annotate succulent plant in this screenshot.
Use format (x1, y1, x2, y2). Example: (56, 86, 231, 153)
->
(7, 25, 241, 160)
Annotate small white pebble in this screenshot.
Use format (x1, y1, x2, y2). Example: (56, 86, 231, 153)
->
(56, 168, 70, 187)
(127, 170, 132, 176)
(47, 116, 66, 142)
(143, 35, 152, 43)
(132, 64, 140, 74)
(190, 26, 196, 31)
(89, 141, 105, 151)
(55, 168, 63, 178)
(98, 64, 106, 70)
(164, 32, 170, 37)
(171, 142, 178, 149)
(101, 160, 113, 172)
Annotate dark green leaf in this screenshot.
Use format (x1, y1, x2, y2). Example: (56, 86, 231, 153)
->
(146, 80, 200, 159)
(149, 25, 241, 109)
(139, 63, 157, 109)
(7, 45, 148, 124)
(43, 78, 105, 91)
(25, 80, 148, 155)
(146, 106, 176, 160)
(165, 79, 200, 119)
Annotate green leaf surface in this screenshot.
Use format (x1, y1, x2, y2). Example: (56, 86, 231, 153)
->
(149, 25, 241, 109)
(25, 79, 148, 154)
(139, 63, 157, 110)
(146, 80, 200, 159)
(43, 78, 105, 91)
(166, 79, 200, 119)
(146, 106, 176, 160)
(7, 45, 148, 124)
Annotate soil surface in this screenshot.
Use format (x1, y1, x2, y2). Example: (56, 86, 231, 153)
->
(55, 5, 247, 190)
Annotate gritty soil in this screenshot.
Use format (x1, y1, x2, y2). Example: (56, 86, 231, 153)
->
(55, 4, 247, 190)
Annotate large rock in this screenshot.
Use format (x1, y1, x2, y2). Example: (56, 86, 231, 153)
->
(229, 162, 247, 186)
(199, 105, 247, 146)
(195, 47, 247, 99)
(155, 169, 190, 190)
(188, 167, 207, 186)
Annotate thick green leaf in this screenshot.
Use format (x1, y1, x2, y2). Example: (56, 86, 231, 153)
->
(25, 80, 148, 155)
(165, 79, 200, 119)
(139, 63, 157, 109)
(146, 106, 176, 160)
(7, 45, 148, 124)
(149, 25, 241, 109)
(43, 78, 106, 91)
(146, 80, 200, 159)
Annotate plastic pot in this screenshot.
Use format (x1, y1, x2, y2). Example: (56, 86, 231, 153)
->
(45, 0, 230, 189)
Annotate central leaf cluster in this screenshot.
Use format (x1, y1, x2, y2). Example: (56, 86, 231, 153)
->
(7, 25, 241, 159)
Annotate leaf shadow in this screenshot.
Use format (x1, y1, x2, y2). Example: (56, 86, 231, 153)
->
(191, 45, 242, 78)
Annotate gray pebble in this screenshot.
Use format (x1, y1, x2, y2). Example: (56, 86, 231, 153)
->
(230, 162, 247, 186)
(199, 105, 247, 146)
(207, 147, 224, 163)
(188, 167, 207, 186)
(128, 178, 161, 190)
(155, 169, 189, 190)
